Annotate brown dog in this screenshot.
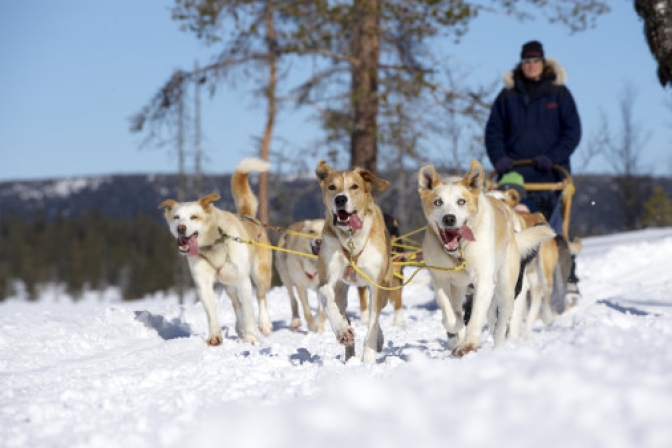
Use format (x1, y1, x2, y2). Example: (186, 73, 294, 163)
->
(315, 161, 394, 363)
(158, 158, 273, 346)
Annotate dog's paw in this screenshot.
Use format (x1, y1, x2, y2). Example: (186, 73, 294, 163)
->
(206, 333, 223, 346)
(306, 319, 319, 333)
(362, 347, 377, 363)
(393, 310, 405, 327)
(290, 318, 302, 331)
(242, 333, 260, 345)
(314, 313, 327, 333)
(337, 327, 355, 346)
(259, 322, 273, 337)
(452, 342, 480, 357)
(310, 319, 325, 334)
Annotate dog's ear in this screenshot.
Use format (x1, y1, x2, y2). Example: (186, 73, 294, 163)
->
(418, 164, 442, 191)
(315, 160, 333, 182)
(158, 199, 177, 211)
(504, 189, 521, 206)
(358, 169, 390, 194)
(463, 160, 485, 191)
(199, 193, 221, 211)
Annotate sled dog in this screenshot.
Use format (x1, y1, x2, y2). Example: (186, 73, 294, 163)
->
(418, 161, 555, 356)
(275, 219, 326, 332)
(315, 160, 394, 363)
(158, 158, 273, 346)
(489, 188, 581, 335)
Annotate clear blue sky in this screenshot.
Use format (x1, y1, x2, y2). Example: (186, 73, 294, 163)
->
(1, 0, 670, 182)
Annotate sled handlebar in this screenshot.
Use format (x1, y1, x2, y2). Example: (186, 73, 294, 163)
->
(486, 159, 575, 238)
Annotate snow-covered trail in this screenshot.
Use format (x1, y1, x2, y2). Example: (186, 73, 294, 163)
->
(1, 228, 672, 448)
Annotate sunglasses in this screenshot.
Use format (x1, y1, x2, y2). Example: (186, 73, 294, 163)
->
(522, 57, 543, 64)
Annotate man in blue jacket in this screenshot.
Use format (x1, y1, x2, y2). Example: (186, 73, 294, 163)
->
(485, 40, 582, 305)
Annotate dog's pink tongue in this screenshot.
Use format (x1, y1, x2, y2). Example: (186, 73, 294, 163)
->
(187, 234, 200, 257)
(460, 225, 475, 242)
(349, 212, 363, 230)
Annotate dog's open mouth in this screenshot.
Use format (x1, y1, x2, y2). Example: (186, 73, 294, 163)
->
(438, 225, 475, 252)
(177, 233, 200, 257)
(333, 210, 363, 230)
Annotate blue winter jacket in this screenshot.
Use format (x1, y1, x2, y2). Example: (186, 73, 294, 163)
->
(485, 58, 582, 183)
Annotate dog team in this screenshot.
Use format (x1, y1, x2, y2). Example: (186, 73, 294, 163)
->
(159, 157, 578, 362)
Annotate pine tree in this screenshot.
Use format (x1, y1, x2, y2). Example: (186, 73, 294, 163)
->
(642, 186, 672, 227)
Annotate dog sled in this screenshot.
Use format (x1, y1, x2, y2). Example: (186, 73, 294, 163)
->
(486, 158, 575, 238)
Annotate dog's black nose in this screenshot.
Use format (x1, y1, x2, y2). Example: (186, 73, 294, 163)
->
(177, 224, 186, 235)
(442, 214, 456, 227)
(311, 239, 322, 256)
(335, 195, 347, 208)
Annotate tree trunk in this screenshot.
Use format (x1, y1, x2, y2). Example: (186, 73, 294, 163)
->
(194, 61, 203, 198)
(259, 6, 277, 223)
(177, 84, 186, 202)
(350, 0, 380, 174)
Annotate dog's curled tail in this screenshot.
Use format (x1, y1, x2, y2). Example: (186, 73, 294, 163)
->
(513, 225, 557, 297)
(232, 157, 271, 217)
(515, 224, 557, 261)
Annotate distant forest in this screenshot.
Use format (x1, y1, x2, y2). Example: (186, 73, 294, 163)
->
(1, 172, 671, 301)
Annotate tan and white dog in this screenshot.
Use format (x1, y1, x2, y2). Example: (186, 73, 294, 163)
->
(158, 158, 273, 346)
(418, 161, 555, 356)
(487, 188, 557, 338)
(275, 219, 326, 332)
(489, 188, 581, 335)
(315, 161, 394, 363)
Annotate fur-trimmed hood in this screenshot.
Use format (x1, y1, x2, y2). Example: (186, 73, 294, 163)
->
(502, 58, 567, 89)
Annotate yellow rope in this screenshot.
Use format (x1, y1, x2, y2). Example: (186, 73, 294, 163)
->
(241, 215, 321, 240)
(344, 258, 466, 291)
(393, 242, 422, 251)
(344, 246, 466, 291)
(213, 232, 318, 259)
(263, 243, 318, 259)
(217, 225, 466, 292)
(397, 225, 428, 240)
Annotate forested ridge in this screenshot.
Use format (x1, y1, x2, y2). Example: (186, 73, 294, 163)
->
(1, 172, 671, 301)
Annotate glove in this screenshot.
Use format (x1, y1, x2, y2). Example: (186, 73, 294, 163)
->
(495, 157, 514, 174)
(534, 155, 553, 171)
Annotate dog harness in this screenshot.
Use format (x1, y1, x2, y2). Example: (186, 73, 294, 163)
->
(341, 228, 373, 283)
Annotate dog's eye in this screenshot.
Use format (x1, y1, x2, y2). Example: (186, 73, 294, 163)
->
(350, 184, 359, 190)
(328, 185, 336, 191)
(457, 199, 466, 206)
(173, 215, 179, 220)
(190, 215, 199, 220)
(434, 199, 442, 206)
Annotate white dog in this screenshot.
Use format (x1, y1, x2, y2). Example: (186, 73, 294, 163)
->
(158, 158, 273, 346)
(275, 219, 326, 332)
(418, 161, 555, 356)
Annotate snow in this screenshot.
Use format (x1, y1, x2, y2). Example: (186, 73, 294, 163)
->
(7, 177, 109, 201)
(2, 228, 672, 448)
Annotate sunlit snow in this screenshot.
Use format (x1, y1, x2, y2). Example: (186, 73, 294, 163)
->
(1, 228, 672, 448)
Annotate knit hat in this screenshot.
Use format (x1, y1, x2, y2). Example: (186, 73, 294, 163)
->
(521, 40, 544, 60)
(498, 171, 527, 199)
